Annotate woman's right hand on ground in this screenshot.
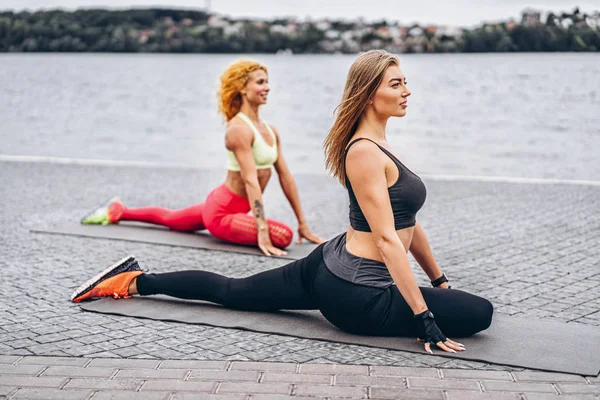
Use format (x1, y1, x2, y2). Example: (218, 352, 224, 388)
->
(258, 228, 287, 257)
(414, 310, 465, 354)
(297, 222, 325, 245)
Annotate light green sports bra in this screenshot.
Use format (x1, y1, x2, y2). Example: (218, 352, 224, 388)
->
(227, 112, 278, 171)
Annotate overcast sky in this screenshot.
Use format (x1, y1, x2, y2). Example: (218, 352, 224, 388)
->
(4, 1, 597, 27)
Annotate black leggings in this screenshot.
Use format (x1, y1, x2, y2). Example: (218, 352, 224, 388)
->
(137, 244, 493, 338)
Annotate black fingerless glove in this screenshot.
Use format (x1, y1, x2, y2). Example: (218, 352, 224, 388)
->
(414, 310, 447, 344)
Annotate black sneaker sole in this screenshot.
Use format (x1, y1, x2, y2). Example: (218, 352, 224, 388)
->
(71, 255, 140, 302)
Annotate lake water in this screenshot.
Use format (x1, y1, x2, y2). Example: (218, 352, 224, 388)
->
(1, 53, 598, 180)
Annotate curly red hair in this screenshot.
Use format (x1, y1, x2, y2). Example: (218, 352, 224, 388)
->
(218, 59, 268, 122)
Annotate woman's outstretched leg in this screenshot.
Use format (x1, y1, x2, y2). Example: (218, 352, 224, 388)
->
(81, 198, 206, 232)
(71, 244, 325, 310)
(135, 267, 311, 311)
(119, 202, 206, 232)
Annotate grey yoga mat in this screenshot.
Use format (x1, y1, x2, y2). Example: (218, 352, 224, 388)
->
(80, 296, 600, 376)
(31, 223, 318, 260)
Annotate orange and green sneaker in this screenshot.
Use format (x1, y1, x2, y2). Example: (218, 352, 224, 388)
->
(80, 197, 124, 225)
(71, 255, 142, 303)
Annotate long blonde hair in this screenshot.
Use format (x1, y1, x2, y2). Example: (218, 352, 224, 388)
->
(323, 50, 400, 186)
(218, 59, 268, 122)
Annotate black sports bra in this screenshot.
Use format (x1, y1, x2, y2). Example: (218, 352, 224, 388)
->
(345, 138, 427, 232)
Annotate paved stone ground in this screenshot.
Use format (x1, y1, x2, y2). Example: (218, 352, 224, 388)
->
(0, 356, 599, 400)
(1, 160, 599, 398)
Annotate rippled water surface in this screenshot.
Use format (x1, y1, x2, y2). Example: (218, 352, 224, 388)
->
(1, 53, 599, 180)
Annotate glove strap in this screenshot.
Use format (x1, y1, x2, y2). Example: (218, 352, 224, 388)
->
(431, 273, 448, 288)
(414, 309, 434, 320)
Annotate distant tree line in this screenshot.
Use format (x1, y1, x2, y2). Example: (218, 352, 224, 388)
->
(460, 10, 600, 52)
(0, 7, 598, 53)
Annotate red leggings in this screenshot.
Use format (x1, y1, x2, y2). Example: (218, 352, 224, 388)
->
(119, 184, 293, 248)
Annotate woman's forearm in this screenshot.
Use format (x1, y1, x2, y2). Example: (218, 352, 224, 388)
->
(279, 174, 306, 223)
(379, 236, 428, 314)
(244, 180, 268, 230)
(410, 222, 443, 281)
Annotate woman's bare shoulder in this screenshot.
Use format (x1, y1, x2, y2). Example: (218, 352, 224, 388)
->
(226, 118, 253, 138)
(346, 138, 384, 164)
(225, 118, 254, 150)
(345, 139, 386, 180)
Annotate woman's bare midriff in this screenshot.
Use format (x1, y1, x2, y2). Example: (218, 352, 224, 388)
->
(225, 169, 272, 198)
(226, 168, 413, 261)
(345, 226, 414, 261)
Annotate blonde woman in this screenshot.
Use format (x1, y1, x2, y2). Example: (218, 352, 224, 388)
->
(72, 51, 492, 354)
(82, 59, 323, 256)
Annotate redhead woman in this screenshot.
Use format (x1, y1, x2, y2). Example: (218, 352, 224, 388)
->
(82, 59, 324, 256)
(73, 51, 492, 353)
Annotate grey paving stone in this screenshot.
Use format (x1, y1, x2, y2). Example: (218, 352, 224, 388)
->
(115, 368, 188, 380)
(63, 378, 142, 390)
(87, 358, 161, 369)
(170, 394, 246, 400)
(0, 376, 66, 388)
(482, 381, 557, 393)
(299, 364, 368, 375)
(524, 394, 599, 400)
(9, 388, 93, 400)
(558, 384, 600, 394)
(407, 377, 481, 391)
(217, 382, 291, 394)
(0, 355, 21, 364)
(251, 396, 324, 400)
(17, 356, 89, 367)
(109, 345, 147, 358)
(92, 391, 171, 400)
(587, 376, 600, 384)
(3, 338, 39, 349)
(441, 369, 512, 380)
(336, 375, 405, 387)
(159, 360, 228, 370)
(141, 380, 216, 392)
(370, 366, 439, 378)
(41, 366, 117, 378)
(85, 352, 121, 359)
(295, 384, 366, 398)
(262, 372, 332, 385)
(34, 333, 74, 344)
(513, 371, 588, 383)
(369, 387, 445, 399)
(0, 365, 44, 376)
(230, 362, 296, 372)
(0, 387, 17, 397)
(188, 369, 259, 382)
(444, 392, 521, 400)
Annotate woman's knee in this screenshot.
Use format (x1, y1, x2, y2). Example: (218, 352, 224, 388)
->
(465, 297, 493, 334)
(270, 222, 293, 248)
(477, 298, 494, 331)
(201, 198, 223, 234)
(429, 290, 494, 336)
(204, 212, 226, 238)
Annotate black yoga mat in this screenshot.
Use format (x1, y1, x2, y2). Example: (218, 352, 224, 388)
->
(80, 296, 600, 376)
(31, 223, 318, 260)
